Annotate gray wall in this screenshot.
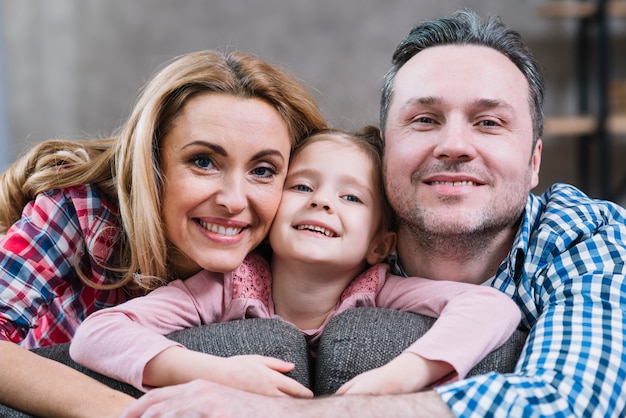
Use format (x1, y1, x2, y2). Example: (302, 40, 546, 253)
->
(2, 0, 625, 200)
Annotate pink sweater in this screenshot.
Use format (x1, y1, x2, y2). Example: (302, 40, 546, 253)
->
(70, 254, 521, 391)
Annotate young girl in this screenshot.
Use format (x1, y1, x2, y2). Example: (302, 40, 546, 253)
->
(70, 127, 521, 397)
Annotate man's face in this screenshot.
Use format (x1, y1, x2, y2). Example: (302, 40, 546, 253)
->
(383, 45, 542, 238)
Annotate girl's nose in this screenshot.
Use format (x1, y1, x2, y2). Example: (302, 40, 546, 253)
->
(309, 193, 333, 213)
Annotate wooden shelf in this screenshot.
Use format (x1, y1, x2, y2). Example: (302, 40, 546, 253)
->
(544, 114, 626, 136)
(537, 1, 626, 19)
(609, 1, 626, 17)
(537, 2, 596, 18)
(608, 114, 626, 134)
(544, 115, 597, 136)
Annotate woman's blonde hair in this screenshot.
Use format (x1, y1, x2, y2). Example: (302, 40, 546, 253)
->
(0, 50, 327, 290)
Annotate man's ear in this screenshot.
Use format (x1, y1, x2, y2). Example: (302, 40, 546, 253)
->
(366, 231, 397, 265)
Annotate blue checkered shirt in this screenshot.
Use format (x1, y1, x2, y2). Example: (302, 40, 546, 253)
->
(390, 183, 626, 417)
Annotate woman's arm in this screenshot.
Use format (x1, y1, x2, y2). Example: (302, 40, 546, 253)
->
(0, 341, 135, 418)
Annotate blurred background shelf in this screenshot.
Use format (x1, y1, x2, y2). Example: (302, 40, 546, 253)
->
(608, 114, 626, 134)
(544, 114, 626, 136)
(537, 0, 626, 201)
(538, 1, 626, 18)
(544, 115, 597, 136)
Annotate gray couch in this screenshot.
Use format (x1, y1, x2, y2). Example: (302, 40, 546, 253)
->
(0, 308, 528, 417)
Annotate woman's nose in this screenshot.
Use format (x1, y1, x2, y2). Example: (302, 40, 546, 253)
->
(215, 176, 247, 214)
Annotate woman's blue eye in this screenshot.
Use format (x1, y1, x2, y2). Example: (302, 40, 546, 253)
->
(251, 166, 277, 178)
(193, 156, 213, 169)
(294, 184, 312, 192)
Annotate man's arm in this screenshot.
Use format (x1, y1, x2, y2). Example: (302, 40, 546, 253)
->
(121, 379, 455, 418)
(0, 341, 135, 418)
(436, 232, 626, 416)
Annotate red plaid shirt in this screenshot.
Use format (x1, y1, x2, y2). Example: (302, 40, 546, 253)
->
(0, 184, 133, 348)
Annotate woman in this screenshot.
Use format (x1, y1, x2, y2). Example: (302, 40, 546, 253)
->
(0, 50, 326, 417)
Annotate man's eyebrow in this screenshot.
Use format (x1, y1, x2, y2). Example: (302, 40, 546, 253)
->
(402, 96, 514, 110)
(470, 98, 515, 112)
(402, 96, 442, 108)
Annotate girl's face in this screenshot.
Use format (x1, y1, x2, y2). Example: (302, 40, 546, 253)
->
(269, 138, 391, 276)
(160, 93, 292, 277)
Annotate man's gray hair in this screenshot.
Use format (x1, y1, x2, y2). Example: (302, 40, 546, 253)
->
(380, 9, 544, 145)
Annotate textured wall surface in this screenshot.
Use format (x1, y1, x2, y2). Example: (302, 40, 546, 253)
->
(2, 0, 625, 200)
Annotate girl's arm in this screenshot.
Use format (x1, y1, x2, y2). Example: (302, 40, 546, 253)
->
(0, 341, 135, 418)
(143, 346, 310, 398)
(337, 267, 521, 395)
(70, 272, 224, 389)
(70, 272, 312, 398)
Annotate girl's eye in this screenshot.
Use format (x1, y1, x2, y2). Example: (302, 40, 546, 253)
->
(251, 166, 278, 178)
(293, 184, 312, 192)
(192, 155, 214, 169)
(342, 195, 362, 203)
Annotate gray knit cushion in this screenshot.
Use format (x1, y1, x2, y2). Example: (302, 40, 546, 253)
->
(166, 318, 311, 388)
(0, 318, 310, 418)
(314, 307, 528, 395)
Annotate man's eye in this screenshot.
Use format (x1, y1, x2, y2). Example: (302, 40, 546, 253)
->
(414, 116, 435, 124)
(478, 120, 498, 127)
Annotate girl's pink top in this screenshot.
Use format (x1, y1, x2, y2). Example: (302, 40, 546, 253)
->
(70, 253, 521, 391)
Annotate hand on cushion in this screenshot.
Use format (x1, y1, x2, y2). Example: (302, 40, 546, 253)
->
(334, 352, 453, 395)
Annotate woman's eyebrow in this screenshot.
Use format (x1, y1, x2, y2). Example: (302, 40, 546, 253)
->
(251, 149, 287, 162)
(182, 141, 227, 156)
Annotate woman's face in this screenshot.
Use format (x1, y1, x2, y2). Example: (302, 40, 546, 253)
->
(160, 93, 292, 277)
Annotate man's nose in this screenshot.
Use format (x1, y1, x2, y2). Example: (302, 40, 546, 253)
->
(433, 121, 477, 162)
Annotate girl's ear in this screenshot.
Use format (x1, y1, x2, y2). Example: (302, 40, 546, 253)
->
(366, 230, 397, 265)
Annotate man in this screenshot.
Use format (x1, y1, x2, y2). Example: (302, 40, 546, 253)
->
(119, 9, 626, 417)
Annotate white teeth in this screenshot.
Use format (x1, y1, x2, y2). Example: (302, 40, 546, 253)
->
(296, 224, 335, 237)
(430, 181, 476, 186)
(198, 220, 242, 236)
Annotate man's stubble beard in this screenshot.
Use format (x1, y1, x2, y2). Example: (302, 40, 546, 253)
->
(393, 192, 526, 258)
